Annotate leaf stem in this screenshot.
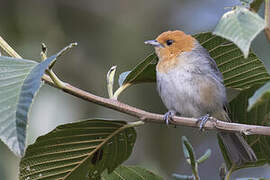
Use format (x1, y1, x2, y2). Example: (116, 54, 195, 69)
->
(46, 69, 67, 89)
(112, 83, 131, 100)
(224, 164, 235, 180)
(127, 120, 145, 128)
(193, 168, 200, 180)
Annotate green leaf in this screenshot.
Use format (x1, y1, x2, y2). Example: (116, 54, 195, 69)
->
(197, 149, 211, 164)
(0, 44, 75, 157)
(226, 86, 270, 170)
(118, 32, 270, 94)
(19, 119, 137, 180)
(213, 6, 266, 58)
(179, 137, 201, 179)
(118, 53, 157, 86)
(181, 136, 196, 170)
(0, 56, 37, 156)
(172, 174, 193, 180)
(101, 165, 163, 180)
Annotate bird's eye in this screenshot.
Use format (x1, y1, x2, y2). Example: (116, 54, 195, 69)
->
(166, 39, 173, 46)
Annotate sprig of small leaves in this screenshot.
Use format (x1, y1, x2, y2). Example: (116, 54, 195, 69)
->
(172, 136, 211, 180)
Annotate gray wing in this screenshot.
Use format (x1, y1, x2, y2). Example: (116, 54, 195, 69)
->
(206, 54, 224, 84)
(196, 43, 230, 114)
(194, 40, 224, 83)
(207, 55, 231, 116)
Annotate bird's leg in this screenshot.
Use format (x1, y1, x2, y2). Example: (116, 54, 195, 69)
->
(163, 110, 176, 125)
(197, 114, 210, 131)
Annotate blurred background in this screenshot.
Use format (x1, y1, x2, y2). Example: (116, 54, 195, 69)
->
(0, 0, 270, 179)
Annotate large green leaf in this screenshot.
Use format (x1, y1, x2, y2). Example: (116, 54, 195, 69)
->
(0, 44, 75, 157)
(101, 165, 163, 180)
(213, 6, 266, 58)
(19, 119, 137, 180)
(118, 32, 270, 92)
(0, 56, 37, 156)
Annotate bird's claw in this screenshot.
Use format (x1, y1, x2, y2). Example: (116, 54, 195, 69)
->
(197, 114, 210, 131)
(163, 111, 175, 125)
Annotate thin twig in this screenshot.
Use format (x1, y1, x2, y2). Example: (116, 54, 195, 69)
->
(0, 36, 22, 58)
(42, 74, 270, 136)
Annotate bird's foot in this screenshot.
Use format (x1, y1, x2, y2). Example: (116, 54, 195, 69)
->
(197, 114, 210, 131)
(163, 110, 176, 125)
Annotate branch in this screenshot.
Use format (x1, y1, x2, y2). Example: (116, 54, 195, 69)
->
(1, 34, 269, 136)
(42, 74, 270, 136)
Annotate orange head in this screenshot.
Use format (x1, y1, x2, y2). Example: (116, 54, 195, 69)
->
(145, 30, 196, 73)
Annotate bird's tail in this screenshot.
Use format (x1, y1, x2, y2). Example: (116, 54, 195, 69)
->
(218, 132, 257, 166)
(213, 110, 257, 165)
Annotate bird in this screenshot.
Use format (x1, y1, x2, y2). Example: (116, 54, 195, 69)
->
(145, 30, 257, 166)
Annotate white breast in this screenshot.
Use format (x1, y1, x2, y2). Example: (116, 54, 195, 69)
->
(156, 55, 225, 118)
(157, 67, 201, 117)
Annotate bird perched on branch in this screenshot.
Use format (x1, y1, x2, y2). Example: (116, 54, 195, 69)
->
(145, 30, 257, 165)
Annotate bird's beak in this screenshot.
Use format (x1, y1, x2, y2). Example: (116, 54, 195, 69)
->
(144, 40, 163, 47)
